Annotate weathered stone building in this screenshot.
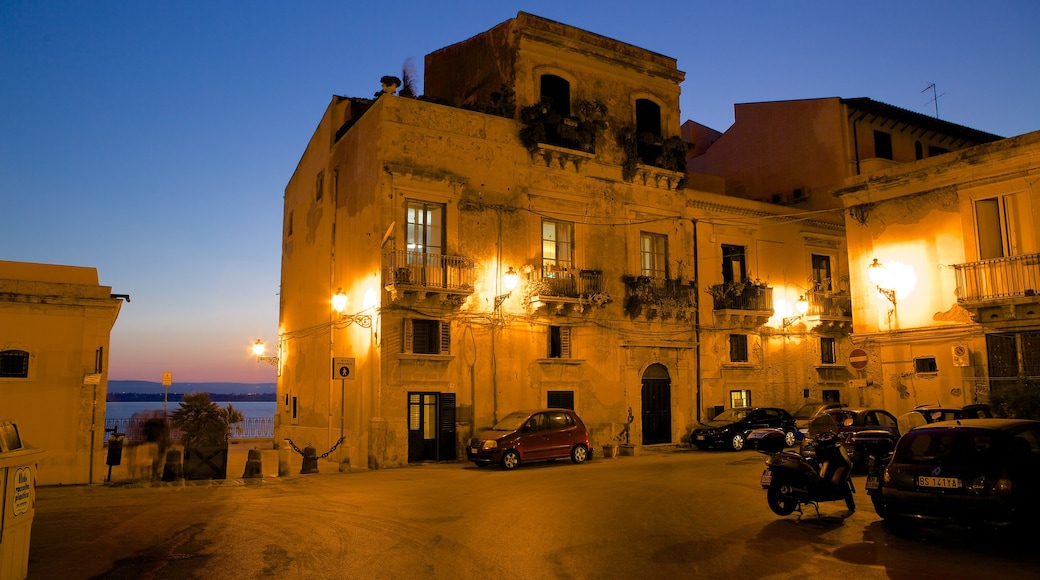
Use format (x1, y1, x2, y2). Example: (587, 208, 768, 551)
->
(686, 97, 1002, 212)
(836, 129, 1040, 415)
(277, 12, 857, 469)
(0, 260, 125, 485)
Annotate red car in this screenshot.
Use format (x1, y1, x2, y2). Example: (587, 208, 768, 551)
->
(467, 409, 592, 470)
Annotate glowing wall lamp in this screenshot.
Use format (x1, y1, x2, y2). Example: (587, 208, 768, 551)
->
(782, 295, 810, 329)
(332, 288, 373, 327)
(867, 258, 897, 306)
(253, 339, 279, 366)
(494, 267, 519, 310)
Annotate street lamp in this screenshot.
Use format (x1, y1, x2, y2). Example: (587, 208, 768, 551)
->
(494, 266, 519, 310)
(252, 339, 279, 366)
(782, 295, 810, 329)
(332, 288, 372, 327)
(867, 258, 897, 306)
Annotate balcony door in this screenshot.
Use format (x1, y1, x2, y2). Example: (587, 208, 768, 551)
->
(406, 200, 444, 286)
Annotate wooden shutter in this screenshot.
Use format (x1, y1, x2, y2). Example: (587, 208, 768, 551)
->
(560, 327, 571, 358)
(403, 319, 413, 353)
(439, 321, 451, 355)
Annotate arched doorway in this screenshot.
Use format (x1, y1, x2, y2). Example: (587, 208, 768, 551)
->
(641, 363, 672, 445)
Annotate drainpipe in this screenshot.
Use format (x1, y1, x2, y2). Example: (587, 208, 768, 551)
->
(692, 218, 702, 424)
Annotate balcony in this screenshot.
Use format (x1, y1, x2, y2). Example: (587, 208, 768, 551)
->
(708, 281, 774, 328)
(803, 289, 853, 334)
(383, 250, 475, 306)
(954, 253, 1040, 325)
(527, 267, 612, 314)
(623, 276, 696, 321)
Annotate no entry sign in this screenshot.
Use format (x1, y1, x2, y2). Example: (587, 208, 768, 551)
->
(849, 348, 868, 370)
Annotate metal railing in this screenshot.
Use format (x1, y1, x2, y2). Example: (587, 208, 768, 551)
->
(529, 267, 603, 298)
(103, 417, 273, 442)
(954, 253, 1040, 302)
(805, 289, 852, 317)
(382, 250, 475, 291)
(709, 283, 773, 311)
(625, 276, 696, 308)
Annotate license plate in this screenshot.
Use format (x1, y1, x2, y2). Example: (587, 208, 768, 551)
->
(918, 476, 960, 489)
(865, 475, 879, 490)
(760, 469, 772, 487)
(696, 434, 705, 441)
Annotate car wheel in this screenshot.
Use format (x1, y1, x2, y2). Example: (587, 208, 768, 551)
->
(767, 481, 798, 516)
(730, 433, 745, 451)
(784, 430, 797, 447)
(870, 495, 888, 518)
(571, 444, 589, 464)
(501, 450, 520, 470)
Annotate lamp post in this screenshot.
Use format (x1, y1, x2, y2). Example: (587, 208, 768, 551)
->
(252, 339, 279, 366)
(782, 294, 810, 329)
(867, 258, 897, 306)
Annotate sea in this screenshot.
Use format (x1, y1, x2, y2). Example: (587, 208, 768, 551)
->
(106, 401, 277, 420)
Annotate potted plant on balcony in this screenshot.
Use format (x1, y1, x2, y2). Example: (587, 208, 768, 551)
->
(169, 392, 244, 480)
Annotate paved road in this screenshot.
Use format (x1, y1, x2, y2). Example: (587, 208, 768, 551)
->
(26, 447, 1039, 579)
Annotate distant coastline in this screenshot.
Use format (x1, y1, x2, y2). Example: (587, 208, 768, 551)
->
(107, 380, 277, 402)
(107, 392, 276, 402)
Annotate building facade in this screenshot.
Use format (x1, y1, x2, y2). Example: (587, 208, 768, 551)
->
(836, 130, 1040, 416)
(276, 12, 857, 470)
(686, 97, 1002, 212)
(0, 260, 124, 485)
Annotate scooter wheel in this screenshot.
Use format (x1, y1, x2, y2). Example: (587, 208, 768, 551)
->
(767, 482, 798, 516)
(843, 486, 856, 511)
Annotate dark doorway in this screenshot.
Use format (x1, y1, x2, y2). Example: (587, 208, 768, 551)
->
(641, 363, 672, 445)
(407, 392, 456, 462)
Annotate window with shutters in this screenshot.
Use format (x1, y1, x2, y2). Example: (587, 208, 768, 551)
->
(0, 350, 29, 378)
(729, 334, 749, 363)
(542, 219, 574, 273)
(547, 391, 575, 410)
(548, 326, 571, 359)
(640, 232, 667, 279)
(820, 337, 837, 365)
(403, 319, 450, 355)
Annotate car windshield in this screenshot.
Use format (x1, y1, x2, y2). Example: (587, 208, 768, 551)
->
(712, 408, 749, 422)
(490, 412, 532, 431)
(792, 404, 825, 420)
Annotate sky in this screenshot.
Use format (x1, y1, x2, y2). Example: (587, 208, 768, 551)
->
(3, 1, 1038, 384)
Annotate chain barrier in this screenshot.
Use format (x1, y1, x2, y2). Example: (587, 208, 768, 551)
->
(284, 437, 345, 460)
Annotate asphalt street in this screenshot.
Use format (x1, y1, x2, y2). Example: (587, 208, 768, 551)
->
(24, 445, 1039, 579)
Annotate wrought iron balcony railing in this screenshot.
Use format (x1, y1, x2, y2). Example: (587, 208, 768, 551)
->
(708, 282, 773, 312)
(382, 250, 475, 292)
(804, 289, 852, 318)
(954, 253, 1040, 303)
(528, 267, 603, 298)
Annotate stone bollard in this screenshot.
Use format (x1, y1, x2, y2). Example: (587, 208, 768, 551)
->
(301, 446, 319, 474)
(278, 441, 290, 477)
(242, 448, 263, 478)
(162, 449, 183, 481)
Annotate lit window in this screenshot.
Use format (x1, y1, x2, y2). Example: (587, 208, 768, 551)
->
(640, 232, 667, 279)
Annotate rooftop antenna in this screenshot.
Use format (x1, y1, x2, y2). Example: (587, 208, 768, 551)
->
(922, 83, 945, 119)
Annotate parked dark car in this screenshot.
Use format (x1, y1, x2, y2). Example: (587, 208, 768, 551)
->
(870, 419, 1040, 533)
(806, 407, 899, 469)
(467, 409, 591, 470)
(791, 401, 846, 438)
(692, 407, 797, 451)
(898, 404, 994, 434)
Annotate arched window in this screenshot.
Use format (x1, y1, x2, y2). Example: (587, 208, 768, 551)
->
(0, 350, 29, 378)
(540, 74, 571, 117)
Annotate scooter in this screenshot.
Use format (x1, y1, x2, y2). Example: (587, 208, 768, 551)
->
(754, 428, 856, 516)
